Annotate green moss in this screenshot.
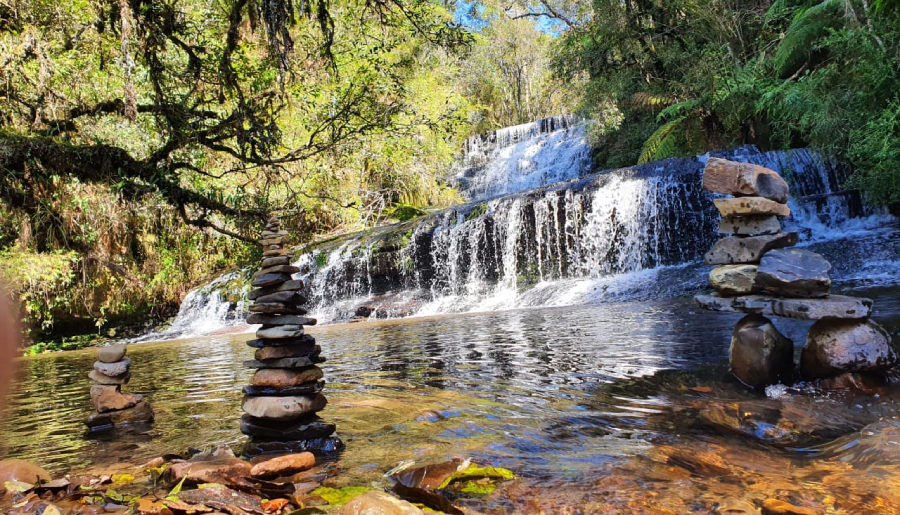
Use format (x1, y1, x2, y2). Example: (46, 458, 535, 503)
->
(390, 204, 428, 222)
(466, 203, 488, 221)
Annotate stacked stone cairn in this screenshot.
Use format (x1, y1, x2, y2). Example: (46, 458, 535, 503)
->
(85, 344, 154, 430)
(241, 216, 342, 453)
(695, 158, 898, 390)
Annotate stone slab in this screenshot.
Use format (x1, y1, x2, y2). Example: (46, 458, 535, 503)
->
(93, 358, 131, 377)
(756, 248, 832, 298)
(714, 197, 790, 217)
(244, 356, 324, 369)
(709, 265, 760, 296)
(247, 314, 316, 326)
(251, 367, 324, 387)
(694, 293, 873, 320)
(88, 370, 131, 385)
(245, 335, 316, 348)
(254, 291, 307, 305)
(240, 415, 335, 440)
(254, 265, 300, 277)
(241, 393, 327, 420)
(248, 280, 304, 300)
(242, 380, 325, 397)
(255, 344, 321, 361)
(248, 303, 308, 315)
(704, 232, 798, 265)
(703, 158, 790, 202)
(251, 273, 292, 288)
(256, 325, 305, 339)
(718, 216, 781, 236)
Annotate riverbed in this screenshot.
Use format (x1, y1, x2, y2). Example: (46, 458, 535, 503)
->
(3, 285, 900, 512)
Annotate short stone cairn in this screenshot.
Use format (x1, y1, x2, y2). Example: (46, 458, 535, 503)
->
(241, 216, 342, 453)
(85, 344, 154, 430)
(695, 158, 898, 389)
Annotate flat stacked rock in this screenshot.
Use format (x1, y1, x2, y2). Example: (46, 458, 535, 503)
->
(241, 216, 343, 455)
(695, 158, 898, 390)
(84, 344, 154, 430)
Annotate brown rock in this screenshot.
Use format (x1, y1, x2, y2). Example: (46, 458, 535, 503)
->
(761, 498, 820, 515)
(88, 370, 131, 385)
(704, 232, 798, 265)
(241, 393, 327, 420)
(703, 158, 790, 202)
(90, 385, 143, 413)
(0, 459, 51, 487)
(694, 293, 873, 320)
(93, 357, 131, 377)
(338, 491, 424, 515)
(166, 445, 252, 485)
(261, 256, 291, 268)
(254, 264, 300, 277)
(97, 344, 127, 363)
(251, 367, 324, 387)
(248, 280, 305, 300)
(818, 372, 889, 396)
(718, 215, 782, 236)
(263, 249, 288, 257)
(84, 399, 154, 429)
(714, 197, 791, 217)
(729, 314, 793, 388)
(249, 453, 315, 478)
(801, 319, 897, 378)
(709, 265, 760, 296)
(256, 345, 321, 361)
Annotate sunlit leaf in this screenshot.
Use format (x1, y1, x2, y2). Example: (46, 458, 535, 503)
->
(311, 486, 370, 505)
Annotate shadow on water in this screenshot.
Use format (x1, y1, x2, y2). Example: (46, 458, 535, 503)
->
(2, 287, 900, 511)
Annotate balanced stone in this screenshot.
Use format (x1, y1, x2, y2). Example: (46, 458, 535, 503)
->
(801, 319, 897, 378)
(251, 273, 292, 288)
(241, 393, 327, 420)
(255, 265, 300, 276)
(729, 314, 793, 388)
(709, 265, 760, 296)
(694, 293, 873, 320)
(243, 380, 325, 396)
(244, 356, 323, 369)
(246, 335, 316, 348)
(263, 249, 288, 257)
(704, 232, 798, 265)
(256, 344, 321, 361)
(248, 303, 308, 315)
(256, 325, 305, 339)
(703, 158, 790, 203)
(247, 314, 316, 326)
(248, 280, 305, 300)
(261, 256, 292, 268)
(756, 248, 831, 298)
(94, 358, 131, 377)
(84, 399, 154, 429)
(251, 367, 324, 387)
(718, 216, 781, 236)
(240, 415, 335, 440)
(714, 197, 791, 218)
(90, 385, 142, 413)
(254, 291, 307, 305)
(98, 344, 127, 363)
(88, 370, 131, 385)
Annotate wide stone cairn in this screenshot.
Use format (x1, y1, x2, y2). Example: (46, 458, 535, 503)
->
(241, 216, 342, 454)
(695, 158, 898, 389)
(85, 344, 154, 430)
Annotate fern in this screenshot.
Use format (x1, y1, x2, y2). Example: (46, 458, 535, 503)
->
(773, 0, 846, 78)
(638, 116, 687, 164)
(873, 0, 899, 12)
(629, 92, 676, 112)
(656, 99, 701, 123)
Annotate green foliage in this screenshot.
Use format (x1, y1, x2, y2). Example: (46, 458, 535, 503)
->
(390, 204, 429, 222)
(847, 102, 900, 204)
(311, 486, 371, 505)
(773, 0, 846, 78)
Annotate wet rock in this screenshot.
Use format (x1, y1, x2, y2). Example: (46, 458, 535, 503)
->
(251, 367, 324, 387)
(87, 370, 130, 385)
(246, 335, 316, 348)
(246, 314, 316, 326)
(248, 302, 308, 315)
(801, 319, 897, 378)
(0, 459, 51, 486)
(166, 445, 252, 485)
(93, 358, 131, 377)
(719, 215, 782, 236)
(705, 232, 798, 265)
(703, 158, 790, 202)
(254, 291, 307, 305)
(243, 356, 323, 369)
(251, 273, 292, 288)
(90, 385, 142, 413)
(255, 264, 300, 276)
(261, 256, 291, 267)
(355, 306, 374, 317)
(255, 344, 321, 361)
(262, 249, 288, 257)
(248, 280, 305, 300)
(756, 249, 832, 298)
(694, 293, 872, 320)
(716, 500, 760, 515)
(242, 393, 327, 420)
(97, 344, 127, 364)
(84, 399, 154, 429)
(761, 498, 820, 515)
(339, 491, 424, 515)
(249, 452, 315, 478)
(730, 315, 793, 388)
(256, 325, 305, 339)
(714, 197, 791, 217)
(709, 265, 760, 296)
(176, 487, 264, 513)
(818, 371, 888, 395)
(242, 381, 325, 396)
(244, 435, 345, 457)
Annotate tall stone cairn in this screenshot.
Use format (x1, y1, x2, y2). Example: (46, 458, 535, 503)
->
(85, 344, 154, 430)
(695, 158, 898, 390)
(241, 216, 342, 454)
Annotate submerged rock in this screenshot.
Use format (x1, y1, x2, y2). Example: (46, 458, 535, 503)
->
(718, 215, 782, 236)
(167, 445, 252, 485)
(240, 415, 336, 439)
(704, 232, 798, 265)
(97, 344, 127, 364)
(714, 197, 791, 217)
(729, 315, 793, 388)
(90, 385, 142, 413)
(0, 459, 51, 486)
(756, 248, 832, 298)
(241, 393, 327, 420)
(84, 398, 154, 429)
(709, 265, 761, 296)
(339, 491, 424, 515)
(250, 452, 315, 478)
(801, 319, 897, 378)
(242, 381, 325, 396)
(818, 371, 889, 395)
(694, 293, 872, 320)
(702, 158, 790, 202)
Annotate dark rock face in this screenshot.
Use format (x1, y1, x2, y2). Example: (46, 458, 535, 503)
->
(801, 319, 898, 378)
(704, 232, 798, 265)
(756, 249, 832, 298)
(729, 314, 793, 388)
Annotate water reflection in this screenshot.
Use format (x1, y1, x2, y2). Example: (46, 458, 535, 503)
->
(2, 292, 900, 511)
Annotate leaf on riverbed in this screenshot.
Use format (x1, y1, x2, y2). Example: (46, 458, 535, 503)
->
(176, 486, 266, 514)
(166, 473, 189, 500)
(112, 473, 135, 484)
(262, 498, 290, 513)
(198, 483, 227, 489)
(436, 466, 515, 490)
(691, 386, 713, 393)
(391, 483, 464, 515)
(310, 486, 370, 505)
(4, 480, 35, 493)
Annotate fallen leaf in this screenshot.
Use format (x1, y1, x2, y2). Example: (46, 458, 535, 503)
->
(310, 487, 370, 506)
(262, 498, 290, 513)
(4, 480, 35, 493)
(691, 386, 713, 393)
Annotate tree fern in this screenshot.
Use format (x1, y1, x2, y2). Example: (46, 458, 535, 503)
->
(629, 92, 676, 112)
(656, 99, 701, 123)
(638, 116, 688, 164)
(773, 0, 847, 78)
(873, 0, 899, 12)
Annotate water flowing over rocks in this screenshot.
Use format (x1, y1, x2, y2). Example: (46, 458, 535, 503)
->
(84, 345, 153, 430)
(241, 216, 342, 455)
(695, 157, 897, 388)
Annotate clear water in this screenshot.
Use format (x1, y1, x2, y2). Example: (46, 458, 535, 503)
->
(3, 283, 900, 512)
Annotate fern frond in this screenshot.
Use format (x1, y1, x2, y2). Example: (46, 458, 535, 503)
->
(629, 92, 676, 112)
(873, 0, 899, 13)
(656, 99, 701, 123)
(638, 116, 687, 164)
(774, 0, 846, 78)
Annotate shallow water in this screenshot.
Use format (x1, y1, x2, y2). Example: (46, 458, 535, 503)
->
(4, 287, 900, 512)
